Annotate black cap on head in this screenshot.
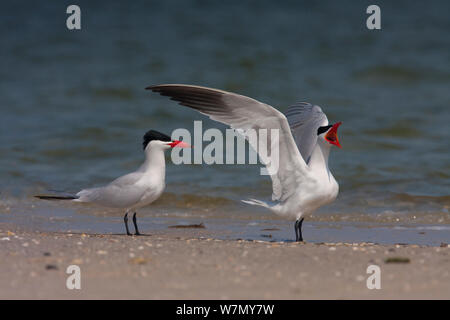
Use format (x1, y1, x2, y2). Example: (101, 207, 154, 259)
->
(317, 124, 332, 135)
(143, 130, 171, 149)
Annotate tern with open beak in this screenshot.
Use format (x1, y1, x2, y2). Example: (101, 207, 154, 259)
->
(147, 84, 342, 242)
(36, 129, 190, 235)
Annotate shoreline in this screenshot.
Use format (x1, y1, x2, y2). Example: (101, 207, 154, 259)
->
(1, 223, 449, 299)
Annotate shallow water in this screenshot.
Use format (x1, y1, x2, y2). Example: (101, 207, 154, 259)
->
(1, 1, 449, 244)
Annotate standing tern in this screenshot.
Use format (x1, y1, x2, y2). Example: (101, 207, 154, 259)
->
(36, 130, 190, 235)
(147, 84, 342, 241)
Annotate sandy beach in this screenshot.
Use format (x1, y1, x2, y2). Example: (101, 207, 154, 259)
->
(1, 223, 449, 300)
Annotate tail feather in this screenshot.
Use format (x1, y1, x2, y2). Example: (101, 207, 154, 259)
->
(35, 195, 78, 200)
(241, 198, 272, 208)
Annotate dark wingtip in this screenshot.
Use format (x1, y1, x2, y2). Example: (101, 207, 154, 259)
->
(145, 85, 164, 91)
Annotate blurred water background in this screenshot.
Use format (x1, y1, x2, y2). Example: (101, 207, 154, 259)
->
(1, 1, 449, 244)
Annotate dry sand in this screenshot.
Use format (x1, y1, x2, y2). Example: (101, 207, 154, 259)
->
(0, 223, 449, 299)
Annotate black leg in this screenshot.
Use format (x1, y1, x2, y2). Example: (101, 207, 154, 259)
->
(124, 212, 132, 236)
(132, 212, 141, 236)
(294, 218, 304, 242)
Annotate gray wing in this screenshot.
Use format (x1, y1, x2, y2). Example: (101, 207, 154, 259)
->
(147, 84, 309, 202)
(76, 172, 146, 208)
(284, 102, 328, 164)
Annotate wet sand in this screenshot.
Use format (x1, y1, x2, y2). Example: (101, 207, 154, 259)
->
(0, 223, 449, 299)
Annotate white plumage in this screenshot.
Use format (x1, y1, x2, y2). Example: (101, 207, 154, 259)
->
(37, 130, 189, 236)
(148, 84, 342, 241)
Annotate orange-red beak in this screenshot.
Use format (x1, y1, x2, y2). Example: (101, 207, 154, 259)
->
(168, 140, 191, 148)
(325, 122, 342, 148)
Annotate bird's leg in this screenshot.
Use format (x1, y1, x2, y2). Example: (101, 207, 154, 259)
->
(124, 212, 132, 236)
(294, 218, 304, 242)
(132, 212, 141, 236)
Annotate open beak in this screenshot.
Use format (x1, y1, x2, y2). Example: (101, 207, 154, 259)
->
(325, 122, 342, 148)
(168, 140, 191, 148)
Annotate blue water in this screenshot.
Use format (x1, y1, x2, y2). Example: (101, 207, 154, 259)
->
(1, 1, 449, 243)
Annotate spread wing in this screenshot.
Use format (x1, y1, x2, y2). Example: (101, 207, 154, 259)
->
(284, 102, 328, 164)
(147, 84, 310, 202)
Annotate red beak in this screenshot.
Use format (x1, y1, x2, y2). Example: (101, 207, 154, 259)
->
(325, 122, 342, 148)
(168, 140, 191, 148)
